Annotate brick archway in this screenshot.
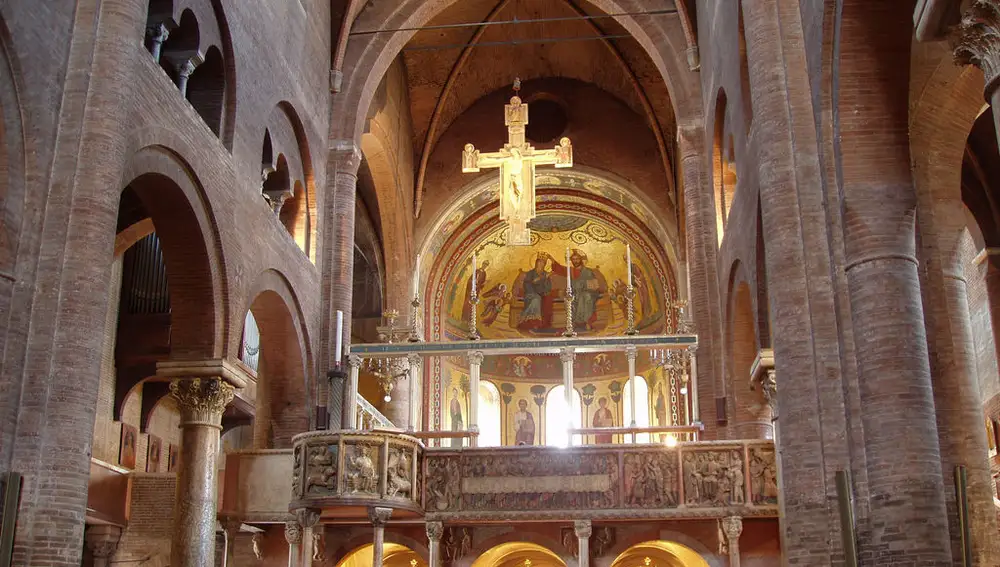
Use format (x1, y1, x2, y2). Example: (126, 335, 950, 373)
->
(724, 260, 769, 439)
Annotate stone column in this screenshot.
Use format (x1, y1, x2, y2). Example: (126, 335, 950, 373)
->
(369, 507, 393, 567)
(426, 521, 444, 567)
(408, 353, 422, 432)
(343, 354, 362, 429)
(85, 525, 122, 567)
(626, 346, 637, 429)
(146, 23, 170, 62)
(468, 351, 483, 446)
(574, 520, 592, 567)
(297, 509, 320, 567)
(285, 520, 303, 567)
(956, 1, 1000, 150)
(176, 56, 202, 97)
(169, 377, 236, 567)
(560, 347, 575, 444)
(221, 517, 242, 567)
(721, 516, 742, 567)
(321, 143, 363, 424)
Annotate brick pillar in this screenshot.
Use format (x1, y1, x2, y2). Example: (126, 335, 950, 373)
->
(319, 142, 362, 424)
(739, 2, 858, 565)
(677, 124, 723, 438)
(837, 2, 952, 564)
(916, 192, 1000, 563)
(169, 377, 237, 567)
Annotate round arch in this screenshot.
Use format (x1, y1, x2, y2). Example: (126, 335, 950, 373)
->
(332, 0, 702, 144)
(335, 543, 427, 567)
(471, 542, 566, 567)
(724, 260, 770, 439)
(119, 146, 226, 358)
(241, 268, 313, 447)
(609, 540, 711, 567)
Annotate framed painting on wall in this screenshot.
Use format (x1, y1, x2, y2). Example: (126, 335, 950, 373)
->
(146, 435, 162, 473)
(119, 423, 138, 470)
(167, 443, 180, 473)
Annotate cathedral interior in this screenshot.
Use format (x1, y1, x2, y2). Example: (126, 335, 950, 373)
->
(3, 1, 1000, 566)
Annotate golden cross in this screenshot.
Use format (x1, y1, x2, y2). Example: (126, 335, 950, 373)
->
(462, 80, 573, 245)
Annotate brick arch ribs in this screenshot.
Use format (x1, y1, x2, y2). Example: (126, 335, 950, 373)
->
(724, 261, 770, 439)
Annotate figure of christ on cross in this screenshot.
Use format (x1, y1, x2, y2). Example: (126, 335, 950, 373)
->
(462, 91, 573, 245)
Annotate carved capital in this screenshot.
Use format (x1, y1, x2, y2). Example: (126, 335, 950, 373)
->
(285, 521, 303, 545)
(330, 141, 363, 175)
(146, 23, 170, 44)
(955, 1, 1000, 98)
(295, 507, 321, 529)
(85, 525, 122, 559)
(467, 351, 485, 366)
(559, 347, 575, 364)
(407, 353, 422, 366)
(368, 506, 393, 526)
(426, 521, 444, 542)
(625, 345, 637, 362)
(169, 377, 235, 426)
(722, 516, 743, 541)
(178, 55, 202, 78)
(348, 354, 363, 369)
(574, 519, 592, 539)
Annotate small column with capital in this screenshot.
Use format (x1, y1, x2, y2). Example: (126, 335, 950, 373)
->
(85, 525, 122, 567)
(426, 521, 444, 567)
(626, 346, 638, 433)
(169, 377, 236, 567)
(146, 23, 170, 62)
(296, 509, 320, 567)
(176, 55, 203, 97)
(721, 516, 743, 567)
(285, 520, 303, 567)
(956, 2, 1000, 149)
(468, 351, 484, 447)
(343, 354, 362, 429)
(369, 507, 393, 567)
(408, 353, 422, 431)
(574, 520, 592, 567)
(560, 348, 576, 446)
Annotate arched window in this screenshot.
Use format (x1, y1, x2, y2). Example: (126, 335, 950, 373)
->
(479, 381, 502, 447)
(545, 385, 581, 447)
(622, 376, 650, 443)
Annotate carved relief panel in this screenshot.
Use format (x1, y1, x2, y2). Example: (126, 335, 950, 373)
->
(623, 450, 679, 508)
(305, 443, 339, 496)
(682, 449, 746, 507)
(748, 446, 778, 505)
(343, 440, 381, 496)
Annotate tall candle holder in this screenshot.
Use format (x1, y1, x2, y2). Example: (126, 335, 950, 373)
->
(563, 287, 577, 337)
(408, 295, 422, 343)
(469, 292, 481, 340)
(625, 284, 637, 335)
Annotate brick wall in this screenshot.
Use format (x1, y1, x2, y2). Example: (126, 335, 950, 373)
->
(114, 474, 176, 566)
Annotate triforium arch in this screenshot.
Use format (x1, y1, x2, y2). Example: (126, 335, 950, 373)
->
(118, 144, 227, 358)
(241, 268, 313, 447)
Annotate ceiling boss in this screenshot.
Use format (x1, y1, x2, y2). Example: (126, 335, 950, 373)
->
(462, 78, 573, 245)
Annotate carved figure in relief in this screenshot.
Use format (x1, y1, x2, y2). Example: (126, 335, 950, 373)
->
(345, 444, 378, 493)
(306, 445, 337, 494)
(386, 448, 412, 498)
(592, 527, 615, 558)
(684, 451, 745, 506)
(726, 451, 745, 504)
(750, 449, 778, 504)
(624, 453, 676, 507)
(562, 528, 578, 558)
(444, 528, 473, 563)
(427, 458, 461, 511)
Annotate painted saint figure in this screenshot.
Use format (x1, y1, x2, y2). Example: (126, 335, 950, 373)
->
(513, 398, 535, 445)
(450, 388, 464, 448)
(655, 386, 667, 427)
(592, 397, 614, 444)
(518, 255, 554, 330)
(546, 249, 605, 330)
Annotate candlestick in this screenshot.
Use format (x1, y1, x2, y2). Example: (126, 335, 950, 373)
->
(412, 253, 421, 298)
(334, 310, 343, 364)
(471, 253, 477, 296)
(626, 243, 632, 286)
(565, 248, 572, 293)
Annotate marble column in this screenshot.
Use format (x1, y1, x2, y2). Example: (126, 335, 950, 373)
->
(369, 507, 393, 567)
(285, 520, 303, 567)
(722, 516, 743, 567)
(146, 23, 170, 62)
(574, 520, 592, 567)
(85, 525, 122, 567)
(408, 353, 422, 432)
(560, 347, 575, 444)
(297, 509, 320, 567)
(426, 521, 444, 567)
(176, 55, 202, 97)
(169, 377, 236, 567)
(343, 354, 362, 429)
(626, 346, 637, 430)
(321, 143, 363, 424)
(468, 351, 484, 446)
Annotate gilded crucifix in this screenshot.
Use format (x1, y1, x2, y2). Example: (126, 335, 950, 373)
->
(462, 79, 573, 245)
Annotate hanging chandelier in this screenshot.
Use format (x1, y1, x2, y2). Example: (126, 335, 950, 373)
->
(362, 310, 411, 402)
